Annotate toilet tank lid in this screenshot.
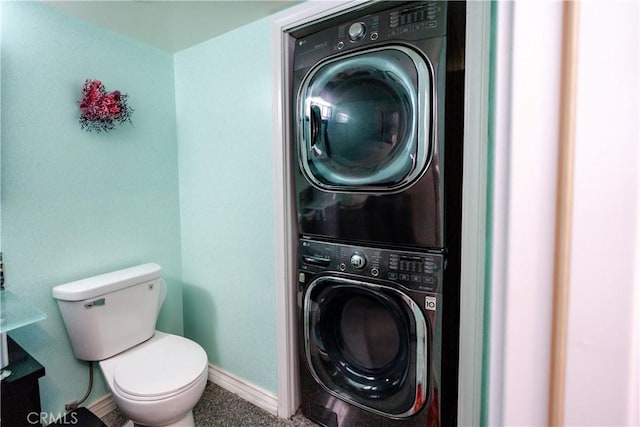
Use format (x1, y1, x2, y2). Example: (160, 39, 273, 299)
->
(52, 263, 162, 301)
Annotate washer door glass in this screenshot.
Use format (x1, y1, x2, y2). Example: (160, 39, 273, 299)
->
(303, 277, 429, 418)
(297, 46, 432, 192)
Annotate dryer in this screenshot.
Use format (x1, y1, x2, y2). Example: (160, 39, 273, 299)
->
(292, 1, 451, 250)
(297, 238, 443, 426)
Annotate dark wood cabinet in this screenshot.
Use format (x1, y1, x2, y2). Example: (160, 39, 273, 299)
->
(1, 337, 46, 426)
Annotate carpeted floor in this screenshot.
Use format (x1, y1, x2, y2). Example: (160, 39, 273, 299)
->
(99, 382, 318, 427)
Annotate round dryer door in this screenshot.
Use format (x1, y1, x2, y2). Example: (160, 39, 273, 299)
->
(303, 276, 429, 418)
(297, 46, 433, 192)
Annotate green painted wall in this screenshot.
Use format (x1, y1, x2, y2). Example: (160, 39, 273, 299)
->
(1, 2, 183, 415)
(174, 17, 278, 393)
(2, 0, 282, 417)
(0, 1, 3, 249)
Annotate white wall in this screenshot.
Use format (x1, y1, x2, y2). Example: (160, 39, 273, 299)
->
(564, 2, 640, 425)
(490, 2, 564, 425)
(490, 1, 640, 425)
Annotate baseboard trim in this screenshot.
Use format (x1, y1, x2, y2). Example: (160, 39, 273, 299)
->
(208, 364, 279, 416)
(87, 393, 117, 419)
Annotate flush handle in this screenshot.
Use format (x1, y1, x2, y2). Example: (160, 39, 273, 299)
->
(84, 298, 105, 309)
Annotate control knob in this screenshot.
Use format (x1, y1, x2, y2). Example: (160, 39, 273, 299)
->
(350, 253, 366, 269)
(348, 22, 366, 41)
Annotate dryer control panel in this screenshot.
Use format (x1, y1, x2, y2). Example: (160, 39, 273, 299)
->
(298, 238, 444, 293)
(293, 1, 447, 71)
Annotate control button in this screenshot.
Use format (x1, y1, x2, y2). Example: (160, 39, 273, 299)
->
(370, 32, 379, 41)
(337, 41, 344, 50)
(339, 263, 347, 271)
(371, 268, 379, 277)
(389, 255, 399, 269)
(424, 261, 436, 272)
(411, 275, 422, 282)
(350, 253, 366, 269)
(388, 272, 398, 280)
(303, 256, 331, 267)
(399, 273, 410, 281)
(348, 22, 366, 41)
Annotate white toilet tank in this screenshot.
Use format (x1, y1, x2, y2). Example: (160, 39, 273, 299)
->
(52, 263, 167, 361)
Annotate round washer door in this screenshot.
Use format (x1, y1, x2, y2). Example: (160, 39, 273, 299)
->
(297, 46, 433, 192)
(303, 276, 429, 418)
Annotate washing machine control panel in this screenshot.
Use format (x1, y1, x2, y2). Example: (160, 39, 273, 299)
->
(298, 239, 444, 293)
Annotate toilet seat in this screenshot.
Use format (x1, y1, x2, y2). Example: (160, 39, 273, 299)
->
(113, 334, 208, 401)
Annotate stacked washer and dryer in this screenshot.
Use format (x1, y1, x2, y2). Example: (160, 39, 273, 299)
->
(289, 2, 465, 426)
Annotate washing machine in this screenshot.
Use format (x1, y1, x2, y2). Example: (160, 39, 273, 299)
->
(291, 0, 460, 250)
(297, 238, 443, 426)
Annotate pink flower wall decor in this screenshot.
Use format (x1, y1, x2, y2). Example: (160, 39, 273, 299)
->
(78, 79, 134, 133)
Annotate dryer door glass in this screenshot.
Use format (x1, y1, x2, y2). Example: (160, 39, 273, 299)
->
(303, 277, 429, 418)
(298, 47, 432, 192)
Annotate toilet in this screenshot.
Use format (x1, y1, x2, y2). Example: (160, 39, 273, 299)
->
(52, 263, 208, 427)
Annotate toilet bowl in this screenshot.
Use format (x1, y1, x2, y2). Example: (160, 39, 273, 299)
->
(100, 332, 208, 427)
(52, 263, 209, 427)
